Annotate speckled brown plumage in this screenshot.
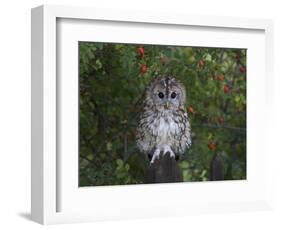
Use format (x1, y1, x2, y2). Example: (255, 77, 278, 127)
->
(136, 76, 191, 163)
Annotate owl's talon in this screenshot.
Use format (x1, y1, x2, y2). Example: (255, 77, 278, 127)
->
(163, 145, 175, 159)
(150, 149, 161, 164)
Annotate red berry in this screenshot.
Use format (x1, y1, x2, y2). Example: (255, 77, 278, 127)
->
(239, 66, 246, 73)
(138, 47, 145, 57)
(188, 106, 194, 114)
(218, 74, 224, 81)
(224, 84, 230, 94)
(199, 59, 205, 67)
(208, 142, 217, 151)
(140, 64, 147, 74)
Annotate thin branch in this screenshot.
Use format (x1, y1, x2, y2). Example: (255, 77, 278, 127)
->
(192, 123, 246, 132)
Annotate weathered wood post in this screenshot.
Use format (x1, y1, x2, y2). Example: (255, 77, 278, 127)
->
(145, 152, 224, 183)
(209, 153, 224, 181)
(144, 152, 183, 183)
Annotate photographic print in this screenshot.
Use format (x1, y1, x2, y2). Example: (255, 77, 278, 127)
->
(79, 42, 246, 186)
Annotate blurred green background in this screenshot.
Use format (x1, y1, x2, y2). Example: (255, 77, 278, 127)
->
(79, 42, 246, 186)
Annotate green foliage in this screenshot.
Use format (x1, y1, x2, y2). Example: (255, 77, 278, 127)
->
(79, 42, 246, 186)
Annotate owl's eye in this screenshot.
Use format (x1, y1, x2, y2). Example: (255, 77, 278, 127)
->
(158, 92, 164, 99)
(171, 92, 177, 99)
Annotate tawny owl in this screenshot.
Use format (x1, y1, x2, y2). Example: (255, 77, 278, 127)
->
(136, 76, 192, 164)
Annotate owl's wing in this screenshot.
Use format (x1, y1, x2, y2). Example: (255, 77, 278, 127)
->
(184, 111, 192, 148)
(135, 93, 157, 155)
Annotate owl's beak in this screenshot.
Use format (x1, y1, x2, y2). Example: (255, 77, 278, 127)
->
(164, 101, 170, 109)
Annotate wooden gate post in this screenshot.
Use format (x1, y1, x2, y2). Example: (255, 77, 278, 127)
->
(144, 152, 183, 183)
(209, 153, 224, 181)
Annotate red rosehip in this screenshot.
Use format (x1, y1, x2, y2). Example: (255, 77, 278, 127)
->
(138, 47, 145, 57)
(218, 74, 224, 81)
(140, 64, 147, 74)
(224, 84, 230, 94)
(188, 106, 194, 114)
(199, 59, 205, 67)
(208, 142, 217, 151)
(239, 66, 246, 73)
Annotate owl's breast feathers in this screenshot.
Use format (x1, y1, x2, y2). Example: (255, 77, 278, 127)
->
(136, 106, 191, 155)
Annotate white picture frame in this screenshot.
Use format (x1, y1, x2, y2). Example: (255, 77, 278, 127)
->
(31, 5, 274, 225)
